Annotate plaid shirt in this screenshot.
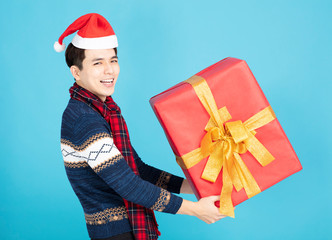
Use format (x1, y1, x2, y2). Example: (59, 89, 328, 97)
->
(70, 83, 160, 240)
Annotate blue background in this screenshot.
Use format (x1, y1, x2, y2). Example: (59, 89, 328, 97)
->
(1, 0, 331, 239)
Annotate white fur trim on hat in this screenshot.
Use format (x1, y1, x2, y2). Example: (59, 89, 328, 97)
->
(54, 41, 66, 52)
(72, 34, 118, 49)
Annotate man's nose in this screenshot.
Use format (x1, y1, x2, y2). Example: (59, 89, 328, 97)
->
(104, 62, 114, 74)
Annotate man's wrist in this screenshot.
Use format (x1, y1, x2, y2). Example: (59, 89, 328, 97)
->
(180, 179, 194, 194)
(176, 199, 197, 216)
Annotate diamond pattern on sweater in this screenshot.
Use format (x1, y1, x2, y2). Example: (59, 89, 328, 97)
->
(61, 143, 115, 162)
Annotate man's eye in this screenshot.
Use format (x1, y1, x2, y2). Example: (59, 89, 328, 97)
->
(111, 60, 118, 63)
(93, 62, 101, 65)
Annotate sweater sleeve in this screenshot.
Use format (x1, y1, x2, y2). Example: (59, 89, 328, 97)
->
(132, 147, 184, 194)
(65, 113, 183, 214)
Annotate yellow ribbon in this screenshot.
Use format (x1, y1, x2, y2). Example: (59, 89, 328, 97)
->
(176, 75, 276, 217)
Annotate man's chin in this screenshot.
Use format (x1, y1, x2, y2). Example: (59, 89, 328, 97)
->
(104, 89, 115, 97)
(108, 89, 115, 96)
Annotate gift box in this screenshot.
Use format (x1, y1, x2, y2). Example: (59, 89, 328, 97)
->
(149, 57, 302, 217)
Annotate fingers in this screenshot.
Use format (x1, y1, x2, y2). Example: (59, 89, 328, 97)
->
(217, 215, 227, 220)
(205, 215, 226, 224)
(196, 195, 235, 224)
(206, 195, 220, 202)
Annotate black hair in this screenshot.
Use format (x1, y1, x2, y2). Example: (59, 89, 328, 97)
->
(65, 43, 118, 70)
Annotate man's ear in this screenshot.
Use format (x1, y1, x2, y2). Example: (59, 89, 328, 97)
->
(70, 65, 81, 81)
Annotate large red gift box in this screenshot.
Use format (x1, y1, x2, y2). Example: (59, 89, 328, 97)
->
(149, 57, 302, 217)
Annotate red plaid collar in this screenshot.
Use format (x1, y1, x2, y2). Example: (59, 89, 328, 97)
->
(70, 83, 160, 239)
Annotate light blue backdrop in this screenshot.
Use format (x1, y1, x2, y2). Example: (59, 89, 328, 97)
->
(1, 0, 331, 239)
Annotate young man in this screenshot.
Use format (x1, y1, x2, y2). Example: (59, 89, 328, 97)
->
(56, 13, 225, 240)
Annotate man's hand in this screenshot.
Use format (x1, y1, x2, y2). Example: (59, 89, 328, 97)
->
(176, 195, 228, 224)
(193, 196, 227, 224)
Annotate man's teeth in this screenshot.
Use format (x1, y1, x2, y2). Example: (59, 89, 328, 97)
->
(101, 79, 114, 83)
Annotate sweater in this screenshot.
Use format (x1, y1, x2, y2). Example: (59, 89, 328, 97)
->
(60, 99, 184, 239)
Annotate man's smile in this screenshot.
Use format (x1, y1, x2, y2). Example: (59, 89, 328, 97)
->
(100, 78, 114, 83)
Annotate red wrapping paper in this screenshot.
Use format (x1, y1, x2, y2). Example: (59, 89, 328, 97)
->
(150, 57, 302, 207)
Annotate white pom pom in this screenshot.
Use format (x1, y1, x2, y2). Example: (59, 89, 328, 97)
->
(54, 41, 66, 52)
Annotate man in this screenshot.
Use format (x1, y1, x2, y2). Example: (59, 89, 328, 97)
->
(56, 13, 225, 240)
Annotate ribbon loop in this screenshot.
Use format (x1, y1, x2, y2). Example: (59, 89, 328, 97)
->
(210, 127, 223, 142)
(225, 120, 248, 143)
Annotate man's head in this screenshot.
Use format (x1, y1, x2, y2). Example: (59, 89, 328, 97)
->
(55, 13, 119, 101)
(66, 43, 120, 101)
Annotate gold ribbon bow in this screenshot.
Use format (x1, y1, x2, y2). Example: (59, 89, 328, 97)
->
(176, 75, 276, 217)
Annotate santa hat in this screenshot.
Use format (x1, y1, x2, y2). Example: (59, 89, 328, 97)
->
(54, 13, 118, 52)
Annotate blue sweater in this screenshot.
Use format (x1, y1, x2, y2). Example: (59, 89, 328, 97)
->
(61, 99, 184, 239)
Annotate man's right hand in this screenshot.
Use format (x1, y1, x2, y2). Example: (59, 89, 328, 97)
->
(176, 195, 228, 224)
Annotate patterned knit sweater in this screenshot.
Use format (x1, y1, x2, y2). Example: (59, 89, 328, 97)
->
(61, 99, 184, 239)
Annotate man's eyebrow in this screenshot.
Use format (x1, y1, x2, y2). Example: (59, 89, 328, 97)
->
(91, 58, 104, 62)
(91, 56, 118, 61)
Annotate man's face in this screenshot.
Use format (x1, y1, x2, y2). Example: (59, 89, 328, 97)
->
(71, 48, 120, 101)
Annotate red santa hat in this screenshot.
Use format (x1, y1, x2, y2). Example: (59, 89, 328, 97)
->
(54, 13, 118, 52)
